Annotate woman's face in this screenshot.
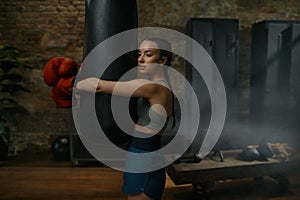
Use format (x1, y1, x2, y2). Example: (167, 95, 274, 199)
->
(138, 40, 166, 75)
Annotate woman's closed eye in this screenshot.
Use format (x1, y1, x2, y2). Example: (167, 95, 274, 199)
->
(146, 54, 153, 57)
(138, 52, 153, 57)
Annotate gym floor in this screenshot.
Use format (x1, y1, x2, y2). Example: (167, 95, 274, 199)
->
(0, 153, 300, 200)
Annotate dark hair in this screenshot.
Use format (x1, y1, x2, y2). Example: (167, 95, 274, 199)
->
(140, 38, 176, 128)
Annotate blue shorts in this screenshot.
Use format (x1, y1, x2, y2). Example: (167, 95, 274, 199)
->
(122, 145, 166, 200)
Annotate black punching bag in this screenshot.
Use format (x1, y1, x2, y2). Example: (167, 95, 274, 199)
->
(82, 0, 138, 145)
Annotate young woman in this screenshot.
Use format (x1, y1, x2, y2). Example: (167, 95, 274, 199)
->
(76, 38, 173, 200)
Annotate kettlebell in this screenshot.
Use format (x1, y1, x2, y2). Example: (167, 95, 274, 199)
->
(242, 146, 260, 161)
(51, 136, 70, 161)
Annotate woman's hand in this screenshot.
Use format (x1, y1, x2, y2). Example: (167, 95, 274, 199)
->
(76, 77, 101, 93)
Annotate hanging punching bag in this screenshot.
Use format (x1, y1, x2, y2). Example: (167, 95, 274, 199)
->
(81, 0, 138, 145)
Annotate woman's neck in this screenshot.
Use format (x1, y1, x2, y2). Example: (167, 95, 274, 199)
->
(149, 70, 166, 81)
(150, 74, 165, 82)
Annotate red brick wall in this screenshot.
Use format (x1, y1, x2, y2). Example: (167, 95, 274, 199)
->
(0, 0, 85, 65)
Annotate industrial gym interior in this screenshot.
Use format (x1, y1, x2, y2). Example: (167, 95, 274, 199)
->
(0, 0, 300, 199)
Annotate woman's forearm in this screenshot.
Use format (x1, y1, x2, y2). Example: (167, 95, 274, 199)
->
(76, 77, 102, 93)
(76, 78, 159, 98)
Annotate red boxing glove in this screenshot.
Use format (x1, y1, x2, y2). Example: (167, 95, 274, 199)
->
(51, 76, 75, 108)
(43, 57, 79, 87)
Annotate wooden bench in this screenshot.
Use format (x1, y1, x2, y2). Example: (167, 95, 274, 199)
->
(166, 149, 297, 196)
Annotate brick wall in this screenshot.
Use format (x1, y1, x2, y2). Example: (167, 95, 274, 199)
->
(0, 0, 299, 153)
(0, 0, 85, 64)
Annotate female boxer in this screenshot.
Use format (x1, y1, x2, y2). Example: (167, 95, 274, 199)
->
(77, 38, 173, 200)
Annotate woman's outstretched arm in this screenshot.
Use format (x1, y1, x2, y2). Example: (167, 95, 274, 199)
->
(76, 77, 162, 98)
